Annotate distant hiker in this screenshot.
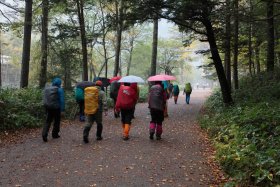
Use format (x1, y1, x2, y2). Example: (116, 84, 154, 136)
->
(130, 83, 140, 119)
(183, 82, 192, 104)
(168, 82, 173, 98)
(148, 81, 167, 140)
(172, 84, 180, 104)
(110, 80, 121, 118)
(115, 82, 137, 140)
(162, 81, 169, 117)
(42, 77, 65, 142)
(75, 81, 95, 122)
(83, 80, 108, 144)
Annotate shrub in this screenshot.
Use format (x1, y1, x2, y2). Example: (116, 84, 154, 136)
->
(0, 88, 44, 130)
(200, 73, 280, 186)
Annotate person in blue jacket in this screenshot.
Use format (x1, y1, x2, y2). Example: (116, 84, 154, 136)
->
(42, 78, 65, 142)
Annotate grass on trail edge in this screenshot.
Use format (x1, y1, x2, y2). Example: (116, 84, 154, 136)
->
(199, 72, 280, 187)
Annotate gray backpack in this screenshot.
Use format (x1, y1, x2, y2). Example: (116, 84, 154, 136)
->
(149, 85, 164, 111)
(43, 86, 60, 109)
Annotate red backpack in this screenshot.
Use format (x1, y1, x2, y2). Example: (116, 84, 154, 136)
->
(116, 85, 137, 110)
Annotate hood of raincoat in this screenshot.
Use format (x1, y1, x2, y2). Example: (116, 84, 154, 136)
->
(52, 78, 62, 87)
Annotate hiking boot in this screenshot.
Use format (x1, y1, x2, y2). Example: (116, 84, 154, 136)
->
(96, 136, 103, 141)
(123, 136, 129, 141)
(42, 136, 48, 142)
(52, 134, 60, 139)
(149, 133, 154, 140)
(83, 136, 89, 143)
(156, 136, 161, 140)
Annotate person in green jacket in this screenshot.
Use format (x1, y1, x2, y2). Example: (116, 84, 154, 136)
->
(183, 82, 192, 104)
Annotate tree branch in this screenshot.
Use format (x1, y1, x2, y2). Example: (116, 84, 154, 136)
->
(0, 1, 22, 12)
(0, 9, 12, 23)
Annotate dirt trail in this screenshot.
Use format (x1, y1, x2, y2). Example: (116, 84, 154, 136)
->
(0, 89, 225, 187)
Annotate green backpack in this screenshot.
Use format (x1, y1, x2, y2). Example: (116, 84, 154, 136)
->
(185, 83, 192, 93)
(75, 87, 84, 101)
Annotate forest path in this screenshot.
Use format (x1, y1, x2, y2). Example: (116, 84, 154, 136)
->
(0, 89, 225, 187)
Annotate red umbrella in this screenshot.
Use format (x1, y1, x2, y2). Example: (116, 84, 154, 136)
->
(109, 76, 122, 83)
(147, 74, 176, 81)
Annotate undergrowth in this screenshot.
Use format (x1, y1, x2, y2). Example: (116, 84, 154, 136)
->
(200, 72, 280, 186)
(0, 86, 149, 131)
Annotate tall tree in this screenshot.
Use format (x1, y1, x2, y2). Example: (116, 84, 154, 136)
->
(266, 0, 274, 72)
(150, 18, 158, 76)
(0, 30, 2, 88)
(123, 26, 142, 76)
(39, 0, 49, 88)
(224, 0, 231, 90)
(233, 0, 239, 89)
(248, 0, 254, 76)
(20, 0, 33, 88)
(76, 0, 88, 81)
(133, 0, 233, 104)
(113, 0, 124, 76)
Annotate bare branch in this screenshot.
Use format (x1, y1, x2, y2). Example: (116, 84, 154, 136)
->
(0, 9, 12, 23)
(0, 1, 22, 13)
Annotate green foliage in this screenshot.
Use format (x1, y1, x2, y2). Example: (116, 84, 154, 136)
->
(0, 88, 82, 131)
(138, 85, 149, 102)
(200, 72, 280, 186)
(0, 88, 44, 130)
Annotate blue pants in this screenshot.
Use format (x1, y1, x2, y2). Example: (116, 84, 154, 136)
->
(185, 94, 190, 104)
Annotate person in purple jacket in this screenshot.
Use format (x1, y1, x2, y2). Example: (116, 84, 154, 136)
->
(148, 81, 167, 140)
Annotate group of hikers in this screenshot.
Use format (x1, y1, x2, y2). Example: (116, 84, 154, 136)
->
(42, 77, 193, 143)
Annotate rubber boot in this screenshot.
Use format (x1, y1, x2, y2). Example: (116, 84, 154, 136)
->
(123, 124, 130, 140)
(156, 123, 163, 140)
(149, 122, 156, 140)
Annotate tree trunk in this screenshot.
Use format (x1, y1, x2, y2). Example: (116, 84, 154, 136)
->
(255, 39, 261, 74)
(39, 0, 49, 88)
(224, 0, 231, 90)
(275, 29, 280, 66)
(126, 40, 134, 76)
(248, 0, 253, 77)
(20, 0, 33, 88)
(114, 0, 123, 76)
(150, 18, 158, 76)
(233, 0, 239, 89)
(0, 30, 2, 88)
(204, 19, 233, 104)
(266, 0, 274, 72)
(102, 30, 108, 79)
(77, 0, 88, 81)
(64, 59, 72, 90)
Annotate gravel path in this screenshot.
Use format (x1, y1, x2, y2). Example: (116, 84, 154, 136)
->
(0, 89, 225, 187)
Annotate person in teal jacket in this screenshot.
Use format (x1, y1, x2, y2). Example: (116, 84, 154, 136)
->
(42, 77, 65, 142)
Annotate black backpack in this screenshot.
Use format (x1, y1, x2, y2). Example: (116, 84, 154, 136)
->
(43, 86, 60, 109)
(110, 81, 120, 99)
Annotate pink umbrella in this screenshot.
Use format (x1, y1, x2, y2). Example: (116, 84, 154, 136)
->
(109, 76, 122, 83)
(147, 74, 176, 81)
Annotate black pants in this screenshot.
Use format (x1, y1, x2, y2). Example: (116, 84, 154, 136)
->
(150, 109, 164, 124)
(42, 108, 61, 138)
(121, 109, 134, 124)
(78, 100, 85, 116)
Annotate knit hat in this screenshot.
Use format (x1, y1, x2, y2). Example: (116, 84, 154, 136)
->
(95, 80, 102, 86)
